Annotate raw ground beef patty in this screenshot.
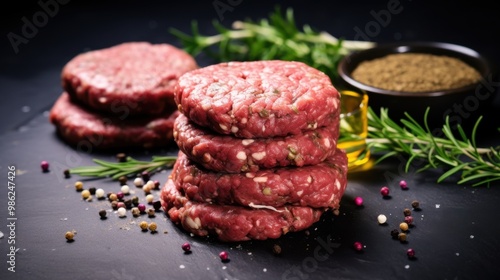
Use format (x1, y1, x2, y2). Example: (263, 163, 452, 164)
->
(171, 149, 348, 208)
(173, 114, 339, 173)
(174, 60, 341, 138)
(62, 42, 198, 116)
(49, 92, 179, 150)
(160, 178, 325, 242)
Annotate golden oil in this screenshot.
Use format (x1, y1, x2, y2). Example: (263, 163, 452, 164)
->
(337, 90, 370, 170)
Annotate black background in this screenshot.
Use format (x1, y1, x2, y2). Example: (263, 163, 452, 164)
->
(1, 1, 500, 279)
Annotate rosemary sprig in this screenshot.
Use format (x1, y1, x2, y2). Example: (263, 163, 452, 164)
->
(366, 107, 500, 186)
(69, 156, 176, 180)
(169, 6, 374, 79)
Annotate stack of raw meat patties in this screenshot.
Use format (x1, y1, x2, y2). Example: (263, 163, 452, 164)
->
(161, 60, 348, 242)
(49, 42, 198, 150)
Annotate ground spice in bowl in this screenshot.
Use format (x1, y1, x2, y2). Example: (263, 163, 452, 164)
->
(351, 53, 482, 92)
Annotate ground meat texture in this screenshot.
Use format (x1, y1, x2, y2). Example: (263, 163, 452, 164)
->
(160, 179, 325, 242)
(62, 42, 198, 116)
(173, 114, 339, 173)
(175, 60, 340, 138)
(49, 92, 179, 150)
(171, 149, 348, 208)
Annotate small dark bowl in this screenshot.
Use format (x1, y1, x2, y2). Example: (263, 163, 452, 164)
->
(337, 42, 494, 133)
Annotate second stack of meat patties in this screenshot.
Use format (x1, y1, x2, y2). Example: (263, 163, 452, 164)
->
(161, 60, 348, 242)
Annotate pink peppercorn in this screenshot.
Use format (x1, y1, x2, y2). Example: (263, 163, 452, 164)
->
(116, 191, 125, 200)
(354, 196, 363, 206)
(219, 251, 229, 261)
(182, 242, 191, 252)
(41, 161, 49, 172)
(138, 203, 146, 213)
(404, 216, 414, 225)
(353, 241, 363, 251)
(380, 186, 390, 197)
(407, 248, 416, 258)
(399, 180, 408, 189)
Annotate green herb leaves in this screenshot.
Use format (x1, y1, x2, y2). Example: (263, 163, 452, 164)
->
(169, 6, 374, 79)
(367, 108, 500, 186)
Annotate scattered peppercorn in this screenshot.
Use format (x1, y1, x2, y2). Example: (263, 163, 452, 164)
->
(116, 153, 127, 162)
(88, 187, 96, 195)
(99, 209, 107, 219)
(65, 231, 75, 241)
(131, 196, 140, 206)
(117, 202, 126, 209)
(120, 185, 130, 195)
(149, 222, 158, 232)
(380, 186, 390, 197)
(377, 214, 387, 224)
(109, 193, 118, 202)
(403, 208, 412, 216)
(143, 181, 154, 194)
(146, 194, 154, 204)
(131, 207, 141, 217)
(400, 222, 409, 232)
(95, 188, 105, 199)
(153, 180, 161, 189)
(139, 221, 148, 231)
(182, 242, 191, 252)
(147, 208, 156, 217)
(390, 229, 399, 239)
(63, 169, 70, 178)
(81, 190, 91, 200)
(354, 196, 363, 206)
(141, 171, 150, 182)
(407, 248, 416, 258)
(124, 199, 133, 209)
(353, 241, 363, 251)
(111, 201, 119, 210)
(41, 160, 50, 172)
(116, 191, 125, 201)
(398, 232, 407, 242)
(152, 201, 162, 211)
(219, 251, 229, 261)
(134, 177, 144, 188)
(399, 180, 408, 190)
(118, 176, 127, 186)
(138, 203, 146, 213)
(404, 216, 414, 225)
(75, 181, 83, 192)
(117, 207, 126, 217)
(411, 200, 420, 209)
(272, 244, 282, 255)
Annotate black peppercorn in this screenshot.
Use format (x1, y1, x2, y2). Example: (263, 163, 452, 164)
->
(118, 176, 127, 186)
(403, 208, 412, 216)
(111, 201, 119, 210)
(411, 200, 420, 209)
(131, 196, 140, 206)
(116, 153, 127, 162)
(124, 199, 133, 209)
(63, 169, 71, 178)
(152, 201, 162, 211)
(88, 187, 96, 195)
(99, 209, 107, 219)
(390, 229, 399, 239)
(272, 244, 282, 255)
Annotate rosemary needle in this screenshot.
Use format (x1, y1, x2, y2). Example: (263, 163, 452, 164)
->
(69, 156, 177, 180)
